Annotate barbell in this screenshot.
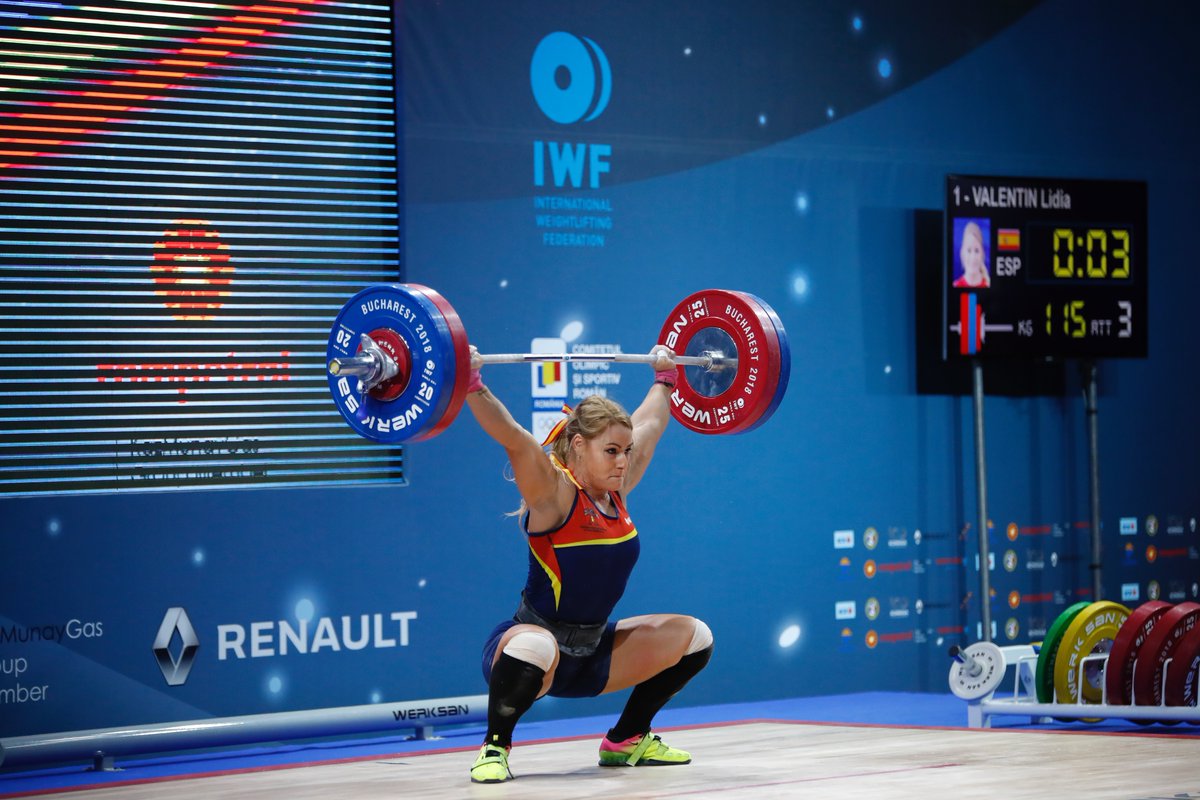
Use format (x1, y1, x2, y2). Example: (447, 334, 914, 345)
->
(325, 284, 791, 444)
(947, 642, 1006, 700)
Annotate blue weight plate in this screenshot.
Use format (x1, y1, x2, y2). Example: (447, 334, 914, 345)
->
(732, 291, 790, 433)
(327, 284, 456, 443)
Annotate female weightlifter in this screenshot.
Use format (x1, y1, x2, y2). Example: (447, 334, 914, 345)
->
(463, 345, 714, 783)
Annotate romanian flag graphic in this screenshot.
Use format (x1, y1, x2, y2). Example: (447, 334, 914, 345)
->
(538, 361, 563, 388)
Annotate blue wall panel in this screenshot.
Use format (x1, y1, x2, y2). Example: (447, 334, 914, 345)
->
(2, 0, 1198, 739)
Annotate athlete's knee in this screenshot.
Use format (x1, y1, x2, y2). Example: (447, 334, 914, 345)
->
(685, 617, 713, 656)
(501, 628, 559, 671)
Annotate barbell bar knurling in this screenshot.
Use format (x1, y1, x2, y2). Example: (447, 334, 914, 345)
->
(328, 348, 736, 391)
(476, 351, 734, 370)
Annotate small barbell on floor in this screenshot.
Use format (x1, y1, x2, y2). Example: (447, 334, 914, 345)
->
(325, 283, 790, 444)
(947, 642, 1006, 700)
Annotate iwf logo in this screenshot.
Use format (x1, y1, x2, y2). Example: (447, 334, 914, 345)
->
(531, 32, 611, 189)
(530, 32, 611, 123)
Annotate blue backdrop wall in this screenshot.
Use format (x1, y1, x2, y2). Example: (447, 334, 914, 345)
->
(3, 0, 1199, 739)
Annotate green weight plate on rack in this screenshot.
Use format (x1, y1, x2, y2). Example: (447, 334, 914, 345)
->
(1035, 601, 1092, 704)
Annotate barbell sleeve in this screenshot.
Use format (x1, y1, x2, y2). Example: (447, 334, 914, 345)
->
(948, 645, 984, 678)
(327, 354, 377, 378)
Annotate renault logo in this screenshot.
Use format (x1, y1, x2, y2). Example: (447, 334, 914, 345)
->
(153, 607, 199, 686)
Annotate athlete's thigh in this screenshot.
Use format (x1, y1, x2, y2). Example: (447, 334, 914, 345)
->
(602, 613, 694, 693)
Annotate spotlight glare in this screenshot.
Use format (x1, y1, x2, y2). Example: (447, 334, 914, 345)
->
(560, 320, 584, 342)
(295, 598, 315, 622)
(778, 624, 802, 648)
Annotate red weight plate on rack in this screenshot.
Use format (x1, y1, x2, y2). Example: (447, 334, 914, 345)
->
(406, 284, 471, 442)
(1163, 623, 1200, 709)
(1104, 600, 1172, 706)
(1132, 601, 1200, 707)
(657, 289, 781, 435)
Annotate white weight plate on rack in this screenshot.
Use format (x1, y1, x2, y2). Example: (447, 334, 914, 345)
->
(949, 641, 1006, 700)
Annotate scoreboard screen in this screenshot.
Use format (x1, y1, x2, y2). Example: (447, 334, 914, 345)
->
(944, 175, 1147, 360)
(0, 0, 404, 496)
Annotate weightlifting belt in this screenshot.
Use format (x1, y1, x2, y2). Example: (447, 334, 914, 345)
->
(514, 595, 606, 658)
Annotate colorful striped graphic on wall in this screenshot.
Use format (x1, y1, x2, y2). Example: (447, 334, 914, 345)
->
(0, 0, 403, 495)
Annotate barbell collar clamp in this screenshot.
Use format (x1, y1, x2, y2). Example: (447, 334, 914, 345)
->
(326, 334, 398, 393)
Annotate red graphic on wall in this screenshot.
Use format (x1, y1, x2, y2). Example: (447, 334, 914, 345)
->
(152, 220, 233, 320)
(0, 1, 325, 169)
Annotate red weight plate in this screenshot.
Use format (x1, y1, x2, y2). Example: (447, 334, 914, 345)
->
(1133, 601, 1200, 707)
(406, 284, 471, 442)
(1164, 623, 1200, 709)
(657, 289, 780, 435)
(731, 291, 790, 434)
(361, 327, 412, 402)
(1104, 600, 1171, 706)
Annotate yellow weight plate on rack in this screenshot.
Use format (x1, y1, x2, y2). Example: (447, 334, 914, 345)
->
(1053, 600, 1131, 706)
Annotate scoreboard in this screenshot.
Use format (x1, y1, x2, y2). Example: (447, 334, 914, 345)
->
(944, 175, 1147, 360)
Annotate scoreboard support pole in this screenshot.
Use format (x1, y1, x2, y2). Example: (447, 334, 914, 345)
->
(1083, 361, 1103, 601)
(971, 360, 993, 642)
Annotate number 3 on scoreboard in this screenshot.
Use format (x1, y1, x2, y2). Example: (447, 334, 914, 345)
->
(1117, 300, 1132, 338)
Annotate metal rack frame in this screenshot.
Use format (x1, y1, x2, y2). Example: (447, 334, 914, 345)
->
(963, 644, 1200, 728)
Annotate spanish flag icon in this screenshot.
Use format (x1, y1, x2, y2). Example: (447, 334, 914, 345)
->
(997, 228, 1021, 251)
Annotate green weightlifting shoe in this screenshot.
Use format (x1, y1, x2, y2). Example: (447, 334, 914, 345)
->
(598, 731, 691, 767)
(470, 743, 513, 783)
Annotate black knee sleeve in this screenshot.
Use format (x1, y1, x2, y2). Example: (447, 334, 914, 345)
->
(608, 644, 713, 742)
(485, 653, 546, 747)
